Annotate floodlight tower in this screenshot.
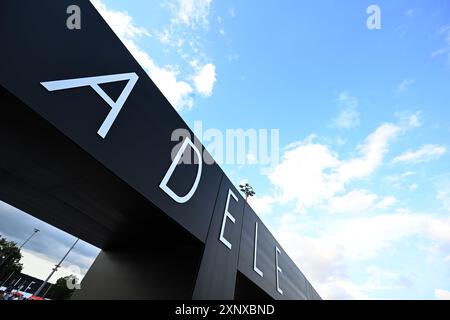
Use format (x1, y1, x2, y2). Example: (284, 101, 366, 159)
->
(239, 183, 255, 202)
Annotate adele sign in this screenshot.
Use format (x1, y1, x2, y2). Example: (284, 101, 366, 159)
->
(0, 0, 320, 300)
(40, 71, 285, 296)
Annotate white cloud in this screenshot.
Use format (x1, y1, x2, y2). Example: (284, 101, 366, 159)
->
(274, 212, 450, 299)
(376, 196, 397, 209)
(404, 9, 419, 18)
(259, 107, 447, 299)
(335, 213, 450, 270)
(329, 213, 428, 261)
(246, 152, 257, 164)
(424, 217, 450, 245)
(332, 92, 360, 129)
(437, 191, 450, 212)
(157, 28, 185, 48)
(436, 174, 450, 212)
(172, 0, 212, 29)
(91, 0, 195, 111)
(279, 213, 297, 225)
(193, 63, 217, 96)
(435, 289, 450, 300)
(270, 123, 400, 212)
(21, 249, 89, 283)
(248, 195, 275, 215)
(406, 112, 422, 128)
(394, 111, 422, 130)
(327, 190, 379, 214)
(431, 25, 450, 60)
(396, 79, 415, 93)
(91, 0, 150, 39)
(337, 124, 400, 182)
(260, 118, 450, 299)
(363, 266, 414, 291)
(383, 171, 415, 188)
(438, 24, 450, 36)
(122, 36, 194, 110)
(333, 108, 360, 129)
(228, 7, 236, 18)
(273, 227, 347, 285)
(392, 145, 447, 164)
(431, 48, 447, 58)
(318, 278, 369, 300)
(156, 0, 217, 72)
(92, 0, 218, 110)
(269, 143, 342, 212)
(336, 92, 358, 109)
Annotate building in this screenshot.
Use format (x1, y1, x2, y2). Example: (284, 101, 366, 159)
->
(0, 273, 52, 298)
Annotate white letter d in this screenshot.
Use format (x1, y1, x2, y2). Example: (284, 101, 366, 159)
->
(159, 137, 203, 204)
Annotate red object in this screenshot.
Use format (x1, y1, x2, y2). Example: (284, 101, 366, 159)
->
(28, 295, 45, 300)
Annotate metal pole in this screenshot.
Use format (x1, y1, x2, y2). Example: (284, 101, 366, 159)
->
(42, 283, 53, 299)
(34, 238, 79, 297)
(18, 228, 40, 250)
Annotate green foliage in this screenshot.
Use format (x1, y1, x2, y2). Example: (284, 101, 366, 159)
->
(45, 275, 78, 300)
(0, 235, 23, 281)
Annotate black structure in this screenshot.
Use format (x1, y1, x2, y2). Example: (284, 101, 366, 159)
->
(0, 273, 52, 297)
(0, 0, 320, 300)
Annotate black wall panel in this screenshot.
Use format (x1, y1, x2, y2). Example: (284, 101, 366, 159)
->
(193, 176, 244, 300)
(0, 0, 223, 243)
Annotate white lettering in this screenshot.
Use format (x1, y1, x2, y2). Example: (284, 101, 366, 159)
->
(159, 137, 203, 204)
(41, 72, 139, 138)
(253, 222, 263, 277)
(219, 189, 238, 249)
(276, 246, 283, 295)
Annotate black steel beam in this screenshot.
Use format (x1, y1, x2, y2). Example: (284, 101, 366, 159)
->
(0, 0, 320, 300)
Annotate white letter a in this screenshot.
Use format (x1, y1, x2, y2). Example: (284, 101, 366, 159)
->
(41, 72, 139, 139)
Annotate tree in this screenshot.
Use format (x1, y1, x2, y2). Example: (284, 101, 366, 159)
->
(45, 275, 78, 300)
(0, 235, 23, 281)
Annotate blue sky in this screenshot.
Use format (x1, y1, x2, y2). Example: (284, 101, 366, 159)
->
(1, 0, 450, 299)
